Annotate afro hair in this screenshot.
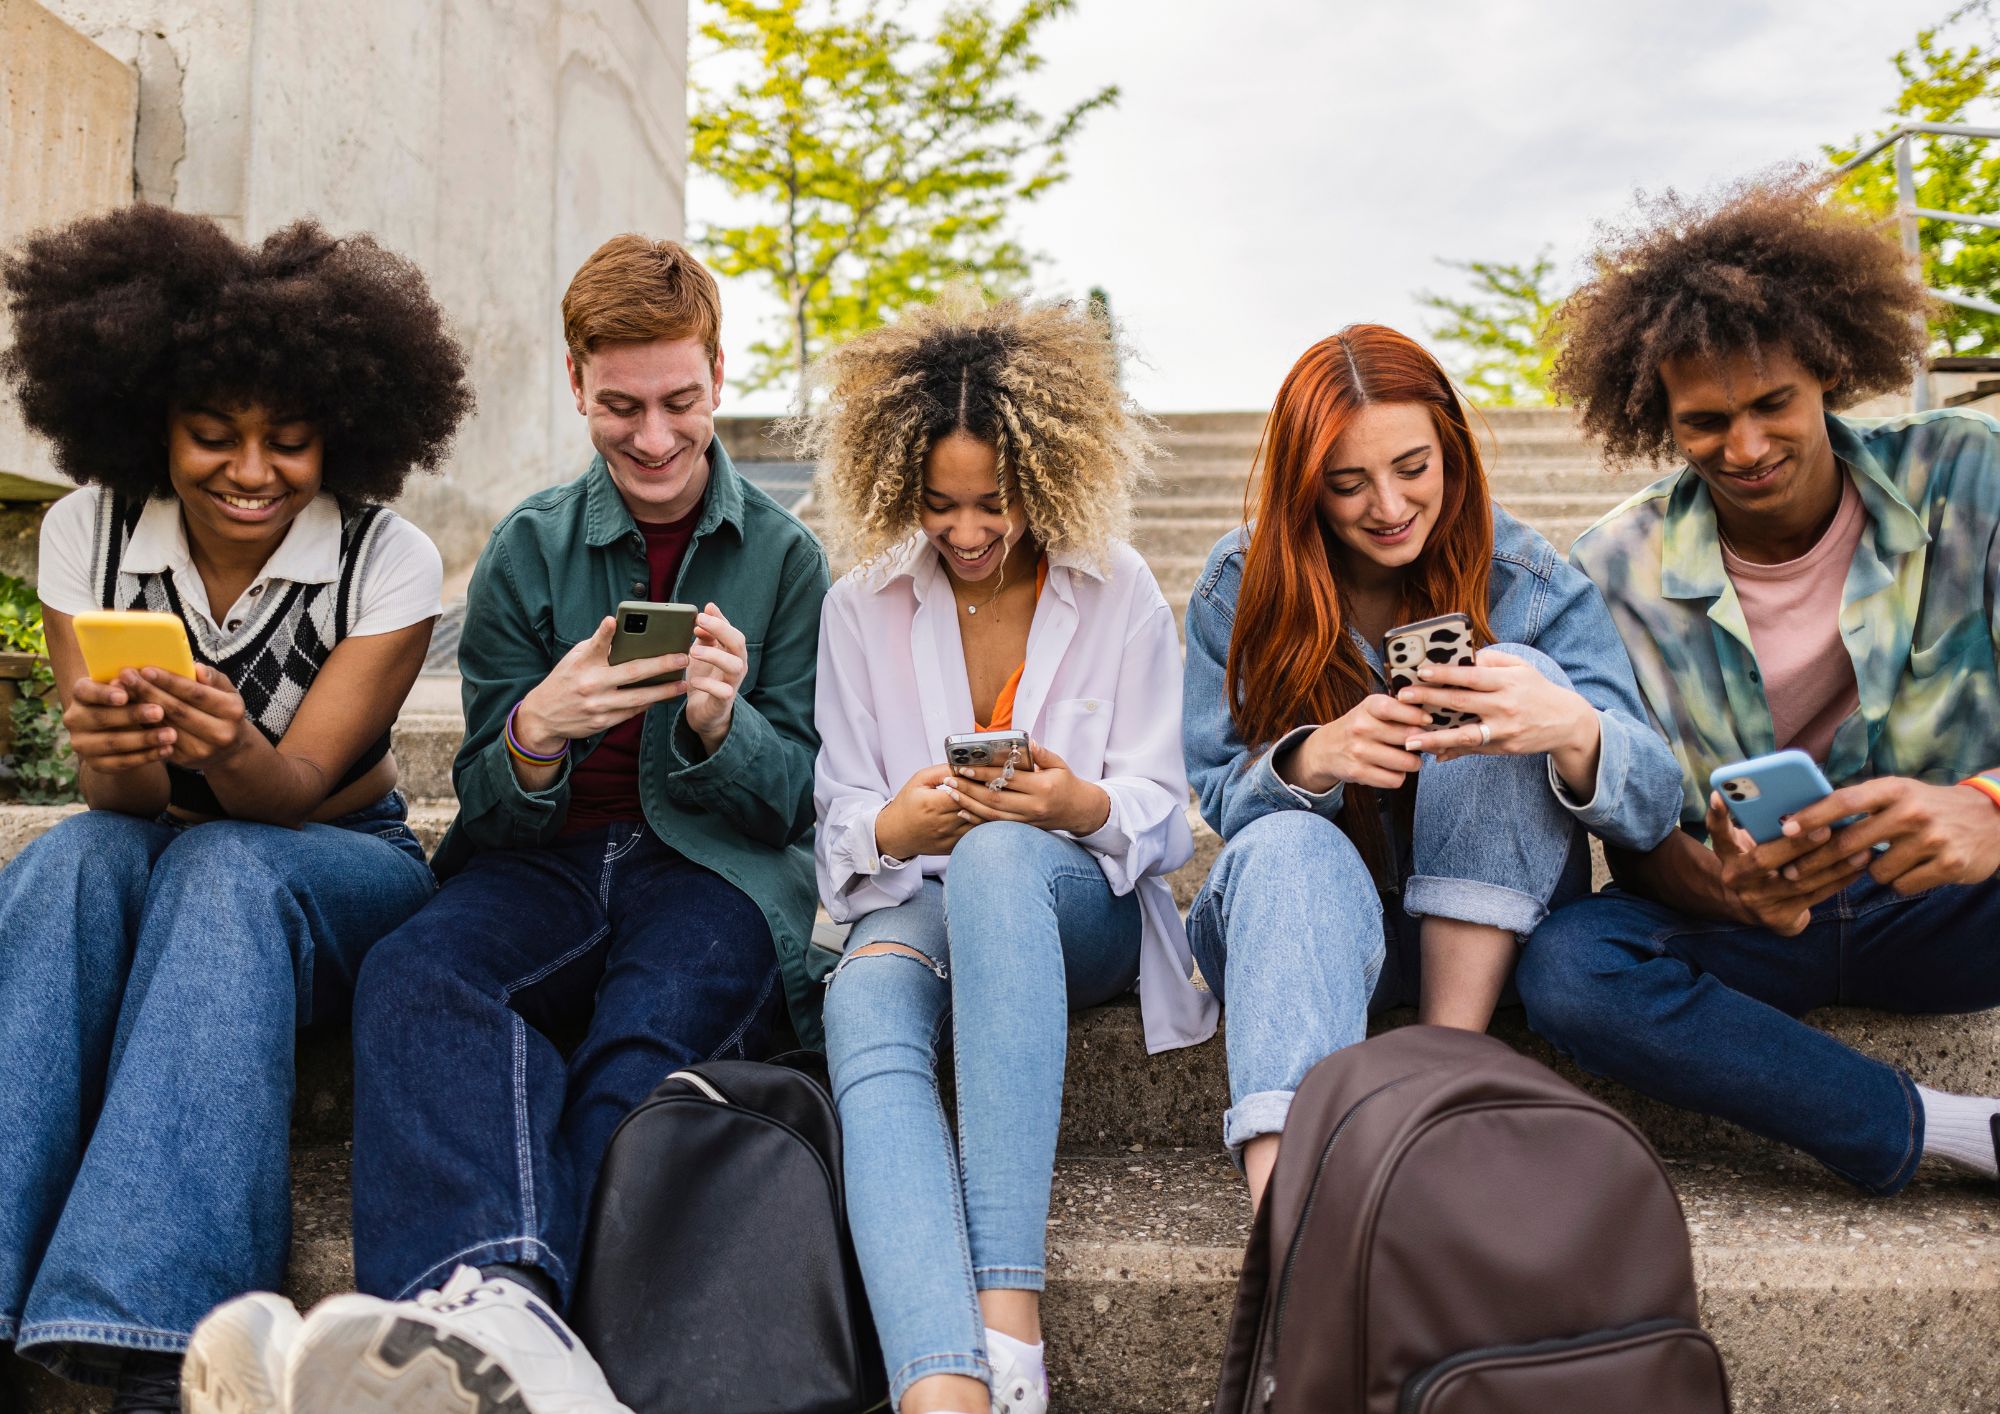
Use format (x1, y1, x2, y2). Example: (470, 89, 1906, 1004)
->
(2, 205, 474, 502)
(1552, 170, 1931, 463)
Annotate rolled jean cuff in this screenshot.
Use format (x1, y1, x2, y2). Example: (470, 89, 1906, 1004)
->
(973, 1264, 1045, 1292)
(1223, 1088, 1296, 1157)
(892, 1350, 989, 1406)
(1402, 873, 1548, 937)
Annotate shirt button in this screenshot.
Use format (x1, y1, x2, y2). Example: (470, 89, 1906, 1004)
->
(1084, 700, 1099, 712)
(249, 585, 262, 596)
(631, 580, 647, 595)
(1748, 671, 1760, 683)
(228, 620, 242, 631)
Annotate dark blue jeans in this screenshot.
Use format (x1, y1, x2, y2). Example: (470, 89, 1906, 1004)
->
(1518, 875, 2000, 1195)
(350, 824, 782, 1304)
(0, 795, 431, 1383)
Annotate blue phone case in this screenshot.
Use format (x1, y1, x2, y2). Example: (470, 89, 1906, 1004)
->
(1709, 750, 1834, 845)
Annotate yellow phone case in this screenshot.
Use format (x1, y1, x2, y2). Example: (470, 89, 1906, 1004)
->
(72, 610, 197, 683)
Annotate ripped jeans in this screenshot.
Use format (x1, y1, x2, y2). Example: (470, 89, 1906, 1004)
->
(821, 822, 1140, 1407)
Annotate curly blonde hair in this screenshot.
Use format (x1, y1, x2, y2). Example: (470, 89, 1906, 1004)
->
(786, 288, 1156, 568)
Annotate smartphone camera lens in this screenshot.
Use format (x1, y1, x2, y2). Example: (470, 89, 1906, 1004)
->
(623, 613, 648, 634)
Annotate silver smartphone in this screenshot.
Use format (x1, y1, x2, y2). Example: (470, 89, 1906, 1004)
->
(943, 729, 1035, 770)
(609, 600, 698, 688)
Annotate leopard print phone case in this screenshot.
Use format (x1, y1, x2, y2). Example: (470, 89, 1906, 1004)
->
(1382, 613, 1480, 731)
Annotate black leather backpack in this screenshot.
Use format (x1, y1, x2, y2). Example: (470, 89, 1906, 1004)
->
(1216, 1026, 1731, 1414)
(571, 1052, 888, 1414)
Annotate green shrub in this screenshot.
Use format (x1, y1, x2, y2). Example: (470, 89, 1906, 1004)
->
(0, 574, 79, 804)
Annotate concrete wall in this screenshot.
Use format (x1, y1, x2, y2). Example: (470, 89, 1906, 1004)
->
(0, 0, 137, 502)
(15, 0, 687, 572)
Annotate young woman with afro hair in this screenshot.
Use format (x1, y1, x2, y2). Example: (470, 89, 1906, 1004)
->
(796, 289, 1214, 1414)
(0, 204, 471, 1412)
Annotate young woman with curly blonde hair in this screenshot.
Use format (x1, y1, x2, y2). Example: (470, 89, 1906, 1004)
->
(796, 290, 1214, 1414)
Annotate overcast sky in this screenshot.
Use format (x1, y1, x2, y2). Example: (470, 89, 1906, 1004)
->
(694, 0, 1973, 414)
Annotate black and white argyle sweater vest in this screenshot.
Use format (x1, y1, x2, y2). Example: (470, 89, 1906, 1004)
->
(89, 491, 395, 813)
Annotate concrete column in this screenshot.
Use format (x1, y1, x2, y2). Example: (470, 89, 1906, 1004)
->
(0, 0, 137, 500)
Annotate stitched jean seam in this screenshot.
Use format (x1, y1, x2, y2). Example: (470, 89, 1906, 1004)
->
(704, 962, 780, 1060)
(891, 1350, 990, 1405)
(396, 1236, 571, 1303)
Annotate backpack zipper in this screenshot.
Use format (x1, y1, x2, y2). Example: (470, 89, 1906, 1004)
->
(1395, 1318, 1699, 1414)
(1261, 1073, 1415, 1408)
(664, 1070, 728, 1104)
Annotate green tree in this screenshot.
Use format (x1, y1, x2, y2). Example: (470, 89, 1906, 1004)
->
(1416, 250, 1566, 407)
(690, 0, 1116, 395)
(1828, 2, 2000, 353)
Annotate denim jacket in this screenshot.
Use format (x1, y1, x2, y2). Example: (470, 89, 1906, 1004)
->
(1182, 505, 1683, 855)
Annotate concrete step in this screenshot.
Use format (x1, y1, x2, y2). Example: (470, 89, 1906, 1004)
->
(1042, 1150, 1999, 1414)
(11, 1145, 1993, 1413)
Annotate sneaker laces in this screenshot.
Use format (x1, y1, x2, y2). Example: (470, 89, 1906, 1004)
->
(414, 1265, 491, 1314)
(108, 1354, 184, 1414)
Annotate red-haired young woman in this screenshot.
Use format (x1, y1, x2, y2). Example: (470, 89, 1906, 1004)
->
(1179, 325, 1682, 1207)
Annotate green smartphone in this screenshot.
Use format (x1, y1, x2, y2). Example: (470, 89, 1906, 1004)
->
(609, 600, 698, 688)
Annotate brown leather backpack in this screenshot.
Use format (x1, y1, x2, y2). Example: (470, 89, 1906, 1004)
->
(1215, 1025, 1731, 1414)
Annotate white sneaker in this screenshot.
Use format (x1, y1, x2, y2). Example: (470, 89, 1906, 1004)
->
(988, 1342, 1049, 1414)
(182, 1291, 302, 1414)
(286, 1267, 633, 1414)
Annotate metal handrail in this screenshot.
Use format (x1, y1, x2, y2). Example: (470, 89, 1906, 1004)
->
(1832, 123, 2000, 410)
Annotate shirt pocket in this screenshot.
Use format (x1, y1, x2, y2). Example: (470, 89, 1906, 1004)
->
(1042, 695, 1114, 774)
(1907, 615, 1987, 680)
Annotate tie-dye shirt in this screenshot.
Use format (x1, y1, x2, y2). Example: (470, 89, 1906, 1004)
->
(1569, 410, 2000, 836)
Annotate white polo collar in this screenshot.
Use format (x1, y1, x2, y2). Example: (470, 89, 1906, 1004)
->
(122, 492, 345, 586)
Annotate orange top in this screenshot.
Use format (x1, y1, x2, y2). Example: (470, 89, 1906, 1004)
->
(975, 556, 1049, 731)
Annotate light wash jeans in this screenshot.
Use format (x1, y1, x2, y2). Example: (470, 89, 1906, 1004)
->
(1187, 645, 1590, 1153)
(822, 822, 1140, 1407)
(0, 797, 433, 1385)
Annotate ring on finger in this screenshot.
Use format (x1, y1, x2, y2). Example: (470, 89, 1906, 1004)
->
(1476, 722, 1492, 747)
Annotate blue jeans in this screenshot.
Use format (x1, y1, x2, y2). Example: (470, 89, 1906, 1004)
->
(1518, 875, 2000, 1195)
(1188, 716, 1589, 1153)
(822, 823, 1141, 1406)
(349, 824, 782, 1304)
(0, 796, 432, 1384)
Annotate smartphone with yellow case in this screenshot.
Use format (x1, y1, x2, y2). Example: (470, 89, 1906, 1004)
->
(71, 610, 197, 684)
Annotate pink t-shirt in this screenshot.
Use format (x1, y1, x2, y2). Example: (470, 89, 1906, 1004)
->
(1721, 474, 1866, 763)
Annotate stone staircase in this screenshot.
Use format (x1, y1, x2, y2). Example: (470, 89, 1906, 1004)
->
(8, 410, 1999, 1412)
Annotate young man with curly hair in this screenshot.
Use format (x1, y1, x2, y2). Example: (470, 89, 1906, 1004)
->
(0, 206, 472, 1413)
(204, 237, 829, 1414)
(1517, 176, 2000, 1197)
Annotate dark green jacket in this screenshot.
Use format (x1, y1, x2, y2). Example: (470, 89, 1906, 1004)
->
(431, 443, 833, 1045)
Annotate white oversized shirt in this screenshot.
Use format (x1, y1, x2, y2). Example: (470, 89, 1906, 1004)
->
(814, 534, 1218, 1053)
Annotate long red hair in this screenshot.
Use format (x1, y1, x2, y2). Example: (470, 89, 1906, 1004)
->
(1225, 324, 1496, 878)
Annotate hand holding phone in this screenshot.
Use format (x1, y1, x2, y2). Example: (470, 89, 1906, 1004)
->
(609, 601, 698, 688)
(1704, 750, 1873, 936)
(1710, 750, 1838, 845)
(72, 611, 196, 684)
(1383, 613, 1478, 730)
(514, 616, 696, 756)
(875, 762, 976, 859)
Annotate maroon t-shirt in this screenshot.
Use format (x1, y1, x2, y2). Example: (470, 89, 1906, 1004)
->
(562, 503, 702, 834)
